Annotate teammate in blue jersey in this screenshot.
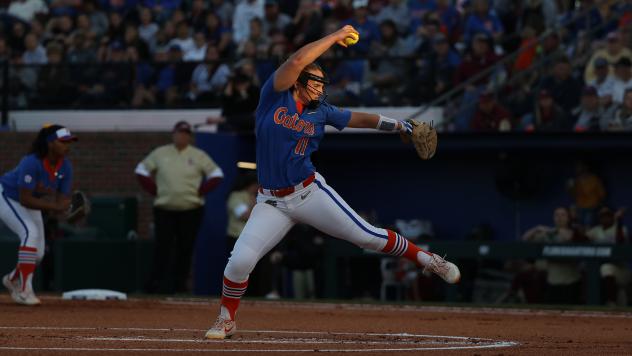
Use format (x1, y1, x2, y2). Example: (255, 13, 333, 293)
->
(1, 124, 77, 305)
(205, 25, 461, 339)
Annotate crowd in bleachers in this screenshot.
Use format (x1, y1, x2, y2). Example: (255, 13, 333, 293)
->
(2, 0, 632, 131)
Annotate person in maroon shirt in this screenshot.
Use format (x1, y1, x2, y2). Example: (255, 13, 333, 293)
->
(521, 89, 571, 132)
(470, 91, 512, 131)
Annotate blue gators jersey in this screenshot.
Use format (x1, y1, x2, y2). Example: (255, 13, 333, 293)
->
(255, 75, 351, 189)
(0, 154, 73, 201)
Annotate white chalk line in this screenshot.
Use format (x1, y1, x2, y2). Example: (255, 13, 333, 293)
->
(86, 336, 467, 345)
(0, 326, 518, 352)
(159, 298, 632, 319)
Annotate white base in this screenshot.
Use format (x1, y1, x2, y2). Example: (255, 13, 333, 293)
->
(62, 289, 127, 301)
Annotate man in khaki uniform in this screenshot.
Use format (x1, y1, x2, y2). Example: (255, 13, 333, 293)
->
(135, 121, 224, 293)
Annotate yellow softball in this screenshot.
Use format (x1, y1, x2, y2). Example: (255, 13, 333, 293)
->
(344, 32, 359, 46)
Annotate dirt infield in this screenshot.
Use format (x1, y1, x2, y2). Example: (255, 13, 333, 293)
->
(1, 295, 631, 355)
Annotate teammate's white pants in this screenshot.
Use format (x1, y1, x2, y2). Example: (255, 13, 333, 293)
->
(0, 185, 46, 261)
(225, 173, 390, 283)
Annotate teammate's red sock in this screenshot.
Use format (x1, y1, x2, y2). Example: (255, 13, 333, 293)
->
(17, 246, 38, 292)
(220, 276, 248, 320)
(381, 230, 433, 267)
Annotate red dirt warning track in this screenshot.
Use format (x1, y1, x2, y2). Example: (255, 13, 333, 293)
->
(0, 295, 631, 355)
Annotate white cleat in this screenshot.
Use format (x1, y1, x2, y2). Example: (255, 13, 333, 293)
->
(3, 274, 41, 306)
(424, 253, 461, 284)
(204, 316, 236, 339)
(12, 290, 41, 306)
(2, 274, 18, 294)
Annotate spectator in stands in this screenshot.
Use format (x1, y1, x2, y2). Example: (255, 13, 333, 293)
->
(169, 21, 195, 55)
(513, 27, 538, 72)
(138, 7, 160, 51)
(463, 0, 504, 45)
(106, 11, 125, 43)
(8, 22, 28, 57)
(522, 207, 583, 305)
(408, 12, 441, 56)
(240, 17, 269, 57)
(152, 45, 191, 106)
(21, 33, 47, 64)
(411, 32, 460, 103)
(566, 160, 606, 227)
(124, 24, 151, 61)
(573, 86, 604, 132)
(588, 57, 615, 107)
(539, 56, 582, 117)
(232, 0, 264, 45)
(83, 0, 108, 38)
(453, 33, 500, 131)
(374, 0, 410, 35)
(367, 19, 409, 105)
(7, 0, 48, 23)
(521, 89, 571, 132)
(585, 31, 632, 83)
(288, 0, 324, 49)
(144, 0, 182, 24)
(585, 207, 629, 306)
(470, 91, 512, 132)
(35, 42, 73, 107)
(73, 13, 96, 42)
(225, 172, 258, 257)
(136, 120, 224, 294)
(188, 0, 208, 32)
(183, 32, 207, 62)
(602, 87, 632, 131)
(201, 12, 234, 58)
(519, 0, 556, 35)
(436, 0, 461, 40)
(342, 0, 380, 55)
(262, 0, 292, 36)
(211, 0, 234, 27)
(67, 32, 97, 63)
(187, 45, 231, 104)
(611, 57, 632, 104)
(219, 61, 261, 133)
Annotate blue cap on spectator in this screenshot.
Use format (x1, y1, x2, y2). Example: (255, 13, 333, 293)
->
(594, 57, 608, 68)
(582, 86, 598, 96)
(169, 44, 182, 52)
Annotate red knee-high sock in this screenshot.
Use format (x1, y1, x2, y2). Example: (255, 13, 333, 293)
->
(381, 230, 432, 267)
(221, 276, 248, 320)
(16, 246, 38, 292)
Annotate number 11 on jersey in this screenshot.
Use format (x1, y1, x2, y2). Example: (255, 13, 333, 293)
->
(294, 137, 310, 155)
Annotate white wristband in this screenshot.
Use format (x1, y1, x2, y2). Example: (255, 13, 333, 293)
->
(376, 115, 399, 132)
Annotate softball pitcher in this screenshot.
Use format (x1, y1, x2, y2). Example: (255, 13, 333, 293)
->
(1, 124, 77, 305)
(205, 25, 460, 339)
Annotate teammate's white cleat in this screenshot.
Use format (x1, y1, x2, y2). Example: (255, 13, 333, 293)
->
(423, 253, 461, 284)
(3, 274, 41, 306)
(204, 316, 236, 339)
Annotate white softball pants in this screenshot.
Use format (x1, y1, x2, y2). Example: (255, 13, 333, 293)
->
(224, 173, 390, 283)
(0, 185, 46, 261)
